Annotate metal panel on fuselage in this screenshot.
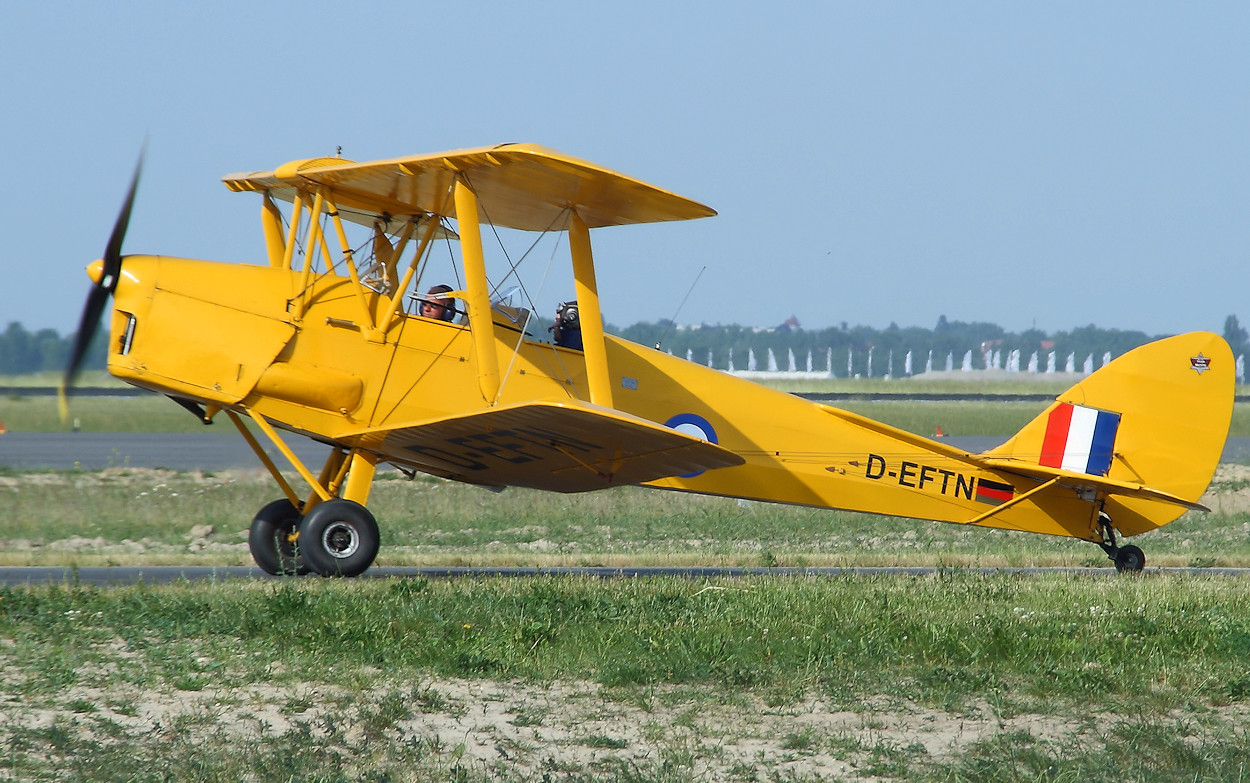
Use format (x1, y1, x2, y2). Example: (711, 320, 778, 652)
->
(106, 256, 296, 405)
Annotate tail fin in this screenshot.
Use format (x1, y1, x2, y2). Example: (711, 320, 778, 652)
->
(981, 331, 1234, 536)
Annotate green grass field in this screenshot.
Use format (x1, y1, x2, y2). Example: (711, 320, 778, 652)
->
(2, 466, 1250, 778)
(3, 574, 1250, 781)
(3, 467, 1250, 570)
(4, 387, 1250, 780)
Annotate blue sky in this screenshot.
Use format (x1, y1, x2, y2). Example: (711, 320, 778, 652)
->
(3, 2, 1247, 337)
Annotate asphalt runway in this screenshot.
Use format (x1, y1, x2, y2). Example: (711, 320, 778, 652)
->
(0, 432, 333, 471)
(3, 433, 1249, 472)
(2, 565, 1248, 587)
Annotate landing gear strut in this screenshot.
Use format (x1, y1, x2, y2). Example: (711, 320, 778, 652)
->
(231, 411, 382, 577)
(1097, 511, 1145, 573)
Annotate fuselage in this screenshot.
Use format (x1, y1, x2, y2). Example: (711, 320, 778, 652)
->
(103, 254, 1107, 542)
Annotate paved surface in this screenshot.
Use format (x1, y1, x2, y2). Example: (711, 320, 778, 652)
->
(2, 433, 1248, 471)
(0, 432, 332, 471)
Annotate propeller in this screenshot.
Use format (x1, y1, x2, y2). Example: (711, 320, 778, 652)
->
(59, 154, 144, 421)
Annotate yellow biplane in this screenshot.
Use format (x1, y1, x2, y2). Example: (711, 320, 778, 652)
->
(63, 143, 1234, 576)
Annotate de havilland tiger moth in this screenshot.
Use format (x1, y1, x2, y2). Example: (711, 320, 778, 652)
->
(60, 143, 1234, 576)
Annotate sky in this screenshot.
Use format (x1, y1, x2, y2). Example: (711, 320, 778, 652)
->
(3, 2, 1248, 338)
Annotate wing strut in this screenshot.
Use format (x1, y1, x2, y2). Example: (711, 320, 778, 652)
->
(454, 179, 504, 404)
(570, 211, 613, 408)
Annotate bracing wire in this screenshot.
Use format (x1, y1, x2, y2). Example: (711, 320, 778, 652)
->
(654, 265, 706, 349)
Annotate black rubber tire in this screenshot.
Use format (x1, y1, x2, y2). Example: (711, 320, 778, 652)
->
(297, 499, 380, 577)
(1114, 544, 1146, 573)
(248, 499, 309, 576)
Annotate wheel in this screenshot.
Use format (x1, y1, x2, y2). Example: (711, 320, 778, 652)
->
(297, 499, 380, 577)
(249, 499, 309, 576)
(1114, 544, 1146, 573)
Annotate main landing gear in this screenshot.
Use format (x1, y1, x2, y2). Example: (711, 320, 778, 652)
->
(228, 411, 385, 578)
(248, 499, 310, 576)
(249, 498, 380, 577)
(1097, 511, 1145, 573)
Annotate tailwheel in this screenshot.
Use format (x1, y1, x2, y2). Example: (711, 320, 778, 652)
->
(297, 499, 380, 577)
(249, 499, 310, 576)
(1097, 511, 1146, 574)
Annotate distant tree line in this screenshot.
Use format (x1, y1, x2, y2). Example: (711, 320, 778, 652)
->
(612, 314, 1250, 377)
(3, 315, 1247, 378)
(0, 322, 105, 376)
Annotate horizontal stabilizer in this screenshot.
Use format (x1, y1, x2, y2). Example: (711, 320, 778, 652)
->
(338, 400, 744, 492)
(972, 457, 1210, 512)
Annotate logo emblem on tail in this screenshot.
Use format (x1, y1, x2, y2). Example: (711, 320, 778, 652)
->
(1190, 353, 1212, 375)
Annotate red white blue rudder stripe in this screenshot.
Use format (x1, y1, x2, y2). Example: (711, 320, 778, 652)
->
(1039, 403, 1120, 476)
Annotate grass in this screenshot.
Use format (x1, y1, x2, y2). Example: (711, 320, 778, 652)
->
(1, 468, 1249, 779)
(4, 387, 1250, 779)
(0, 394, 213, 433)
(4, 466, 1250, 568)
(2, 574, 1250, 780)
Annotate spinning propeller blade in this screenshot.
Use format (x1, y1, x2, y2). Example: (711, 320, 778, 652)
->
(60, 154, 144, 421)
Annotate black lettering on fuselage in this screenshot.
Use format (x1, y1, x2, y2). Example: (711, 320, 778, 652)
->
(866, 453, 886, 479)
(918, 464, 937, 490)
(955, 473, 974, 500)
(898, 461, 917, 488)
(863, 453, 977, 501)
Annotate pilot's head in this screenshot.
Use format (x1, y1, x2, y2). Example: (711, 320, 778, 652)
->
(420, 284, 455, 322)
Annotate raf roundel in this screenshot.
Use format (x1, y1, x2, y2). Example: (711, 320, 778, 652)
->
(665, 413, 718, 478)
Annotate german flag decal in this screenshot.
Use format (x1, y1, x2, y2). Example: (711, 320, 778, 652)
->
(975, 478, 1015, 506)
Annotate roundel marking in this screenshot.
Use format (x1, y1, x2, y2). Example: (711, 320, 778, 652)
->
(665, 413, 717, 478)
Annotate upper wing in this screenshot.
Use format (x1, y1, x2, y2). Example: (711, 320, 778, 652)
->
(223, 143, 716, 231)
(336, 399, 744, 492)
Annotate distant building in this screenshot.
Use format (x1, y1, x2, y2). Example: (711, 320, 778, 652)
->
(775, 315, 801, 333)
